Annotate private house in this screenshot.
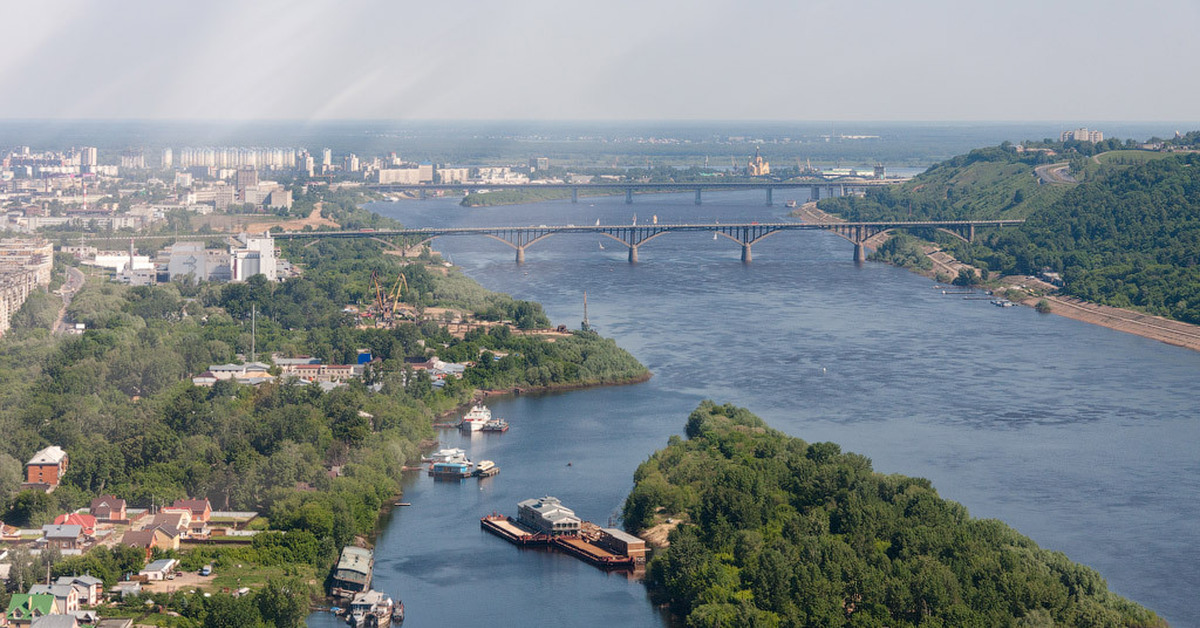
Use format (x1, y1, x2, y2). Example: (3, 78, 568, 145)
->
(31, 616, 79, 628)
(53, 576, 102, 607)
(26, 585, 77, 615)
(516, 496, 581, 536)
(148, 511, 192, 539)
(6, 593, 56, 625)
(23, 447, 68, 492)
(109, 582, 141, 600)
(171, 498, 212, 523)
(50, 514, 95, 536)
(120, 528, 176, 559)
(138, 558, 177, 581)
(39, 525, 85, 551)
(89, 496, 127, 523)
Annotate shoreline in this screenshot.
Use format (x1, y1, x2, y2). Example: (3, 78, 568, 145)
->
(791, 202, 1200, 353)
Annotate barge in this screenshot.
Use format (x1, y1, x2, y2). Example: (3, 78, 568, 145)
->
(331, 546, 374, 598)
(480, 497, 646, 570)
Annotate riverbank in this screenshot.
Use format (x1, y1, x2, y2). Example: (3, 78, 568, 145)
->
(792, 201, 1200, 353)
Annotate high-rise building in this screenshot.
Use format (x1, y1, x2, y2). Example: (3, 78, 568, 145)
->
(235, 166, 258, 191)
(161, 148, 173, 169)
(530, 157, 550, 171)
(1060, 128, 1104, 143)
(80, 147, 98, 166)
(322, 148, 333, 167)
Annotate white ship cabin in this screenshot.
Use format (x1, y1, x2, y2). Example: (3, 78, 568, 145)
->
(517, 496, 581, 535)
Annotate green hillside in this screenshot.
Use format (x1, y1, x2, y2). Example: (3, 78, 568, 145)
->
(625, 402, 1163, 628)
(820, 143, 1200, 324)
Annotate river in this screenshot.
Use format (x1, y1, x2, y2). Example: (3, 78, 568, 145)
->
(309, 190, 1200, 627)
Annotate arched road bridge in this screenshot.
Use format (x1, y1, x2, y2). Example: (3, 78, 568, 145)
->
(269, 220, 1025, 263)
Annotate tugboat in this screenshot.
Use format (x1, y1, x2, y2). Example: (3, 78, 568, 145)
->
(482, 418, 509, 432)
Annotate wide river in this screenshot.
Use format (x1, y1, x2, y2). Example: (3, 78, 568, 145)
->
(309, 191, 1199, 627)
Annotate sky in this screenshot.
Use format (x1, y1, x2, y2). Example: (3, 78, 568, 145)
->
(2, 0, 1198, 121)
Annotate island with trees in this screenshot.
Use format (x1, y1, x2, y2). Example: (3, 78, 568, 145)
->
(624, 401, 1163, 627)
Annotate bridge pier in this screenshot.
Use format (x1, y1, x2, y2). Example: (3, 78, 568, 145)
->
(419, 189, 427, 200)
(625, 188, 633, 204)
(811, 186, 820, 201)
(854, 241, 865, 263)
(742, 243, 752, 263)
(516, 246, 525, 264)
(968, 223, 975, 242)
(765, 187, 773, 206)
(571, 188, 578, 204)
(628, 245, 639, 263)
(695, 189, 702, 205)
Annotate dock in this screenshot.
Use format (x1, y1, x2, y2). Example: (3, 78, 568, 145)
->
(480, 514, 640, 570)
(480, 514, 550, 546)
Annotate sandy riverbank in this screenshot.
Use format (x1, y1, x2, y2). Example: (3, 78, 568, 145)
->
(790, 202, 1200, 353)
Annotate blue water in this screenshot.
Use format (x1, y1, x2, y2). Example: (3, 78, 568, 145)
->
(310, 190, 1200, 626)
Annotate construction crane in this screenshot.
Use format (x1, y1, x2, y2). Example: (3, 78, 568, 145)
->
(370, 270, 411, 326)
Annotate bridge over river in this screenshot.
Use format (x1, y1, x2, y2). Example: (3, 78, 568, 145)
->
(271, 220, 1024, 263)
(371, 180, 896, 205)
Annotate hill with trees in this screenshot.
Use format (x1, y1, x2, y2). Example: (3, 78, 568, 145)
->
(819, 140, 1200, 324)
(624, 402, 1163, 628)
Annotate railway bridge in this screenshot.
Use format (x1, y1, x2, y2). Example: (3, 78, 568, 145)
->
(371, 180, 897, 206)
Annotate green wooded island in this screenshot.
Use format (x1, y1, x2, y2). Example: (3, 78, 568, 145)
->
(625, 402, 1164, 628)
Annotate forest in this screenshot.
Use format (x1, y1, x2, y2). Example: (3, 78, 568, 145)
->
(0, 198, 646, 624)
(820, 141, 1200, 324)
(624, 402, 1163, 628)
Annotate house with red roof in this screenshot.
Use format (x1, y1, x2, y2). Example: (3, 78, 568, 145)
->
(51, 513, 96, 536)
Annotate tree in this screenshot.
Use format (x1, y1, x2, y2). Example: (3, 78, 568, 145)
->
(255, 576, 310, 627)
(204, 593, 265, 628)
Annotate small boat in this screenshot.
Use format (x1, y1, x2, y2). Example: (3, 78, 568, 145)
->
(458, 405, 491, 431)
(598, 242, 605, 250)
(712, 233, 718, 240)
(475, 460, 500, 477)
(595, 218, 600, 225)
(423, 448, 467, 464)
(347, 590, 399, 626)
(785, 200, 798, 208)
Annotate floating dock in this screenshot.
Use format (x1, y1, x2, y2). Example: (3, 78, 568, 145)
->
(480, 514, 637, 569)
(480, 514, 550, 546)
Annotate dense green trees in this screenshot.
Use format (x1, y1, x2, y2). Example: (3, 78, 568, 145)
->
(0, 196, 646, 625)
(822, 141, 1200, 324)
(626, 402, 1163, 627)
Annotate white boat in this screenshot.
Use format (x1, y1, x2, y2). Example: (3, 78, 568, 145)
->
(459, 405, 492, 431)
(347, 589, 398, 626)
(423, 448, 467, 464)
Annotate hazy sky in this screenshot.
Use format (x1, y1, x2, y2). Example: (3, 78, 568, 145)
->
(2, 0, 1197, 121)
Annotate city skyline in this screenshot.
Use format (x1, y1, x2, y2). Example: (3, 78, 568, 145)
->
(1, 0, 1198, 122)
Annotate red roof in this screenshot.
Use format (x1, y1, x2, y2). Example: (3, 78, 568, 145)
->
(53, 513, 96, 533)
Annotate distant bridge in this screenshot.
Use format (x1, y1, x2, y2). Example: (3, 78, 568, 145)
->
(371, 180, 898, 206)
(270, 220, 1024, 263)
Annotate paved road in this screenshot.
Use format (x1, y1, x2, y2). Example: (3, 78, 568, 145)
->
(1034, 162, 1077, 184)
(52, 266, 85, 334)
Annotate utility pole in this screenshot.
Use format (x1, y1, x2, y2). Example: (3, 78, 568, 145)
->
(251, 304, 257, 363)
